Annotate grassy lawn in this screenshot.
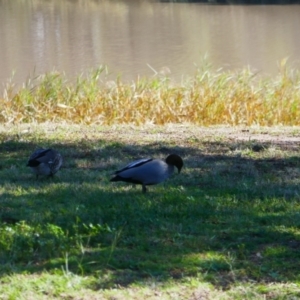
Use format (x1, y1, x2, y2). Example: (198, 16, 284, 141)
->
(0, 123, 300, 299)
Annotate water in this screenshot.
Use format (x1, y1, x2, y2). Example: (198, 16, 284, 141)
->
(1, 0, 300, 92)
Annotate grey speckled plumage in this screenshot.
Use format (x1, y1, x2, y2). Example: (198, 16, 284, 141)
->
(110, 154, 183, 193)
(27, 148, 63, 178)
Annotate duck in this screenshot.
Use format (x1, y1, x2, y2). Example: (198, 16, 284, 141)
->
(110, 154, 183, 193)
(26, 148, 63, 178)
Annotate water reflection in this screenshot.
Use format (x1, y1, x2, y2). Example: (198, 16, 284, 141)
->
(0, 0, 300, 92)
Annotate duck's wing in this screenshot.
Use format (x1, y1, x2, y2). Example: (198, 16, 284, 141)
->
(49, 152, 63, 173)
(115, 158, 152, 174)
(27, 148, 51, 166)
(28, 148, 48, 160)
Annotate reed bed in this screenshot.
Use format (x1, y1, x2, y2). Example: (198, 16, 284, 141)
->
(1, 62, 300, 125)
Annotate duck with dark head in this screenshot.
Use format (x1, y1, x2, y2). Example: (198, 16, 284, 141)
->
(110, 154, 183, 193)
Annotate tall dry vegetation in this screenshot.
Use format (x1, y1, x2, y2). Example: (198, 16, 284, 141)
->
(1, 62, 300, 125)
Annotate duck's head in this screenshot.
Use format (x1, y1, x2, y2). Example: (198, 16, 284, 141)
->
(166, 154, 183, 173)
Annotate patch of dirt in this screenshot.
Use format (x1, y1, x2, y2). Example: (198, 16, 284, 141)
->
(1, 123, 300, 147)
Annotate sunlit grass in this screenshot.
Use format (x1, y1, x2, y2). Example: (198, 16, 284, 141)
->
(1, 61, 300, 125)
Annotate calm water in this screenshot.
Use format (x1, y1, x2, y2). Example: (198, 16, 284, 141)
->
(1, 0, 300, 92)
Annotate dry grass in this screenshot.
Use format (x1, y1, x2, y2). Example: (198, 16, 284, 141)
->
(1, 61, 300, 126)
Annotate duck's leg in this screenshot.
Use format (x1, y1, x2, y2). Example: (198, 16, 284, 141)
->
(142, 184, 147, 193)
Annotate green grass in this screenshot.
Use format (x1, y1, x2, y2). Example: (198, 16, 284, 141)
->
(0, 124, 300, 299)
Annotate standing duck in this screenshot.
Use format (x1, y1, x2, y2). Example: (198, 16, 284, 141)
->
(27, 148, 63, 178)
(110, 154, 183, 193)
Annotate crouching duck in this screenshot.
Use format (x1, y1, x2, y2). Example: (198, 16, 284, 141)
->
(110, 154, 183, 193)
(27, 148, 63, 178)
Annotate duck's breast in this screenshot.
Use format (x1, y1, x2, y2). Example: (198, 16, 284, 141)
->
(34, 163, 52, 176)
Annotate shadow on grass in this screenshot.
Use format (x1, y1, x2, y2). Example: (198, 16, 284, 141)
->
(0, 130, 300, 290)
